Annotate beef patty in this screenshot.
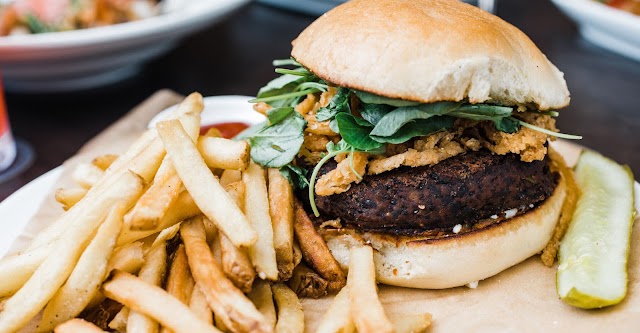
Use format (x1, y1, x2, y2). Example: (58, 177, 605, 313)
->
(309, 150, 558, 234)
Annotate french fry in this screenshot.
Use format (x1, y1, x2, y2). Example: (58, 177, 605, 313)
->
(347, 246, 393, 333)
(108, 307, 129, 332)
(54, 319, 106, 333)
(267, 168, 295, 280)
(107, 242, 145, 274)
(272, 284, 304, 333)
(219, 169, 242, 187)
(156, 119, 257, 248)
(220, 181, 256, 293)
(126, 240, 168, 333)
(288, 264, 329, 299)
(243, 162, 278, 280)
(180, 218, 272, 333)
(0, 243, 53, 298)
(293, 199, 346, 291)
(55, 188, 88, 210)
(164, 244, 195, 305)
(390, 313, 432, 333)
(102, 271, 221, 333)
(91, 154, 119, 171)
(189, 285, 213, 326)
(117, 190, 200, 247)
(247, 280, 277, 330)
(315, 287, 354, 333)
(126, 104, 202, 231)
(28, 137, 164, 251)
(160, 244, 195, 333)
(0, 171, 145, 333)
(39, 203, 127, 332)
(197, 136, 250, 170)
(72, 163, 105, 189)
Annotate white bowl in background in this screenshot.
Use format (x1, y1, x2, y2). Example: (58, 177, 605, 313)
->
(551, 0, 640, 62)
(0, 0, 250, 93)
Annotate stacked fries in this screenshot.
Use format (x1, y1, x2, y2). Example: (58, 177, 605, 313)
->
(0, 93, 431, 333)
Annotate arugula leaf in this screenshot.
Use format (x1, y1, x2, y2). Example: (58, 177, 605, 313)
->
(248, 113, 307, 168)
(334, 113, 383, 151)
(279, 164, 309, 190)
(329, 118, 340, 134)
(353, 90, 421, 107)
(266, 107, 295, 125)
(494, 117, 519, 133)
(316, 88, 351, 122)
(371, 116, 455, 144)
(257, 74, 304, 98)
(234, 121, 268, 141)
(369, 102, 460, 137)
(360, 103, 393, 125)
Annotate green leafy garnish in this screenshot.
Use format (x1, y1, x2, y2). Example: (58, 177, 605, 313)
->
(316, 87, 351, 122)
(369, 102, 461, 137)
(248, 111, 307, 168)
(360, 103, 394, 125)
(279, 164, 309, 190)
(334, 113, 383, 151)
(371, 116, 455, 144)
(353, 90, 421, 107)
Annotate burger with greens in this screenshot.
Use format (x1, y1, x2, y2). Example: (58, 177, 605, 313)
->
(240, 0, 580, 288)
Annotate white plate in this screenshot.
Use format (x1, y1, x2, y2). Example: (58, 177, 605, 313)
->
(551, 0, 640, 62)
(0, 0, 250, 92)
(0, 96, 638, 259)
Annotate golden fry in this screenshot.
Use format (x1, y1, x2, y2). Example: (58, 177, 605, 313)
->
(180, 218, 271, 333)
(54, 319, 106, 333)
(102, 271, 220, 333)
(315, 287, 354, 333)
(165, 244, 195, 305)
(268, 168, 295, 280)
(243, 162, 278, 280)
(390, 313, 432, 333)
(91, 154, 118, 171)
(189, 285, 213, 326)
(0, 171, 144, 333)
(107, 242, 145, 274)
(55, 188, 88, 211)
(293, 200, 345, 291)
(72, 163, 105, 189)
(197, 136, 250, 170)
(40, 203, 127, 332)
(272, 284, 304, 333)
(156, 119, 257, 248)
(126, 240, 168, 333)
(347, 246, 393, 333)
(247, 280, 277, 330)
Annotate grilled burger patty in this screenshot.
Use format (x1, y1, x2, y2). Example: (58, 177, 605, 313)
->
(310, 150, 558, 234)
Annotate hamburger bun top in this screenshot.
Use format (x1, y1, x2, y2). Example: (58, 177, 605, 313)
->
(291, 0, 570, 110)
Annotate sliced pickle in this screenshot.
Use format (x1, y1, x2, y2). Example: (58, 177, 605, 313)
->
(557, 150, 635, 309)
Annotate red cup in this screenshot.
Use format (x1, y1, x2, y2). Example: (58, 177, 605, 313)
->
(0, 75, 16, 172)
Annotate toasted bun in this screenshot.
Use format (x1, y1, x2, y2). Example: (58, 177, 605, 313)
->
(291, 0, 569, 110)
(322, 173, 566, 289)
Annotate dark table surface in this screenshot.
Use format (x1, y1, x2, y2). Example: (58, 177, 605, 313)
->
(1, 0, 639, 201)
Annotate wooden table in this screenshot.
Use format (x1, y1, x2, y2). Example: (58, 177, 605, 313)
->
(2, 0, 639, 200)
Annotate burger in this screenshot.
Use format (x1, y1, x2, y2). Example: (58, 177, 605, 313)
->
(242, 0, 580, 289)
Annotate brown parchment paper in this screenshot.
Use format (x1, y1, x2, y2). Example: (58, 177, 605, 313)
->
(8, 92, 640, 333)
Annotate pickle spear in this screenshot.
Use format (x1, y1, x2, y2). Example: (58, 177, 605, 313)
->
(557, 150, 635, 309)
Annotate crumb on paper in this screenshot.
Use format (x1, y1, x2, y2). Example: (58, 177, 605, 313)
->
(467, 281, 479, 289)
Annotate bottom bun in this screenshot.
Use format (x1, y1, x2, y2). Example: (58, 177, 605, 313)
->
(322, 174, 567, 289)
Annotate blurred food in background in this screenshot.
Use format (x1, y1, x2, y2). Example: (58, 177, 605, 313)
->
(0, 0, 189, 36)
(599, 0, 640, 15)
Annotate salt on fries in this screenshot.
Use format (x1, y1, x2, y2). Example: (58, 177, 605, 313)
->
(0, 92, 434, 333)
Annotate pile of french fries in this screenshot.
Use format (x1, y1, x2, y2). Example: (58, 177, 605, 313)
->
(0, 93, 431, 333)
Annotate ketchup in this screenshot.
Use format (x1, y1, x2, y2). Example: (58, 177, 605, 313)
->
(200, 122, 250, 139)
